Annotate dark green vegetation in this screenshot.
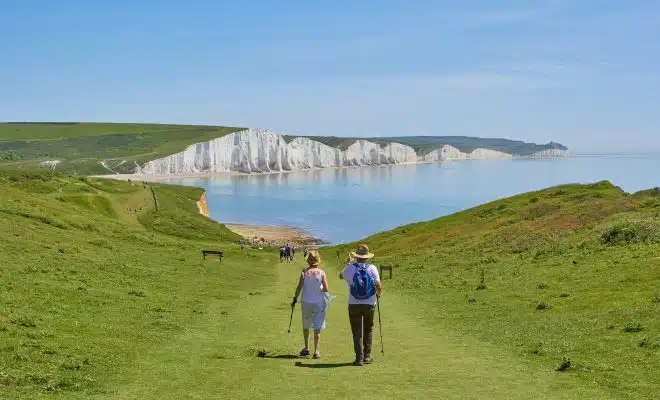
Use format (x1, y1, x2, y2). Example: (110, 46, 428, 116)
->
(330, 181, 659, 398)
(292, 134, 567, 155)
(1, 169, 656, 399)
(0, 123, 242, 175)
(0, 123, 567, 176)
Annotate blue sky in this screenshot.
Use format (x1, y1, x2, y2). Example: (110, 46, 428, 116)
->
(1, 0, 659, 152)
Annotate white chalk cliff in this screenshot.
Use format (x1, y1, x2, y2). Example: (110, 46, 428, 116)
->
(421, 145, 512, 162)
(136, 129, 567, 175)
(529, 148, 572, 158)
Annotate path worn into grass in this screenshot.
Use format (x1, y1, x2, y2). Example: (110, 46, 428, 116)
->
(106, 256, 611, 400)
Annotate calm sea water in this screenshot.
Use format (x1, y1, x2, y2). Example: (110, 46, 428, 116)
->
(165, 155, 660, 244)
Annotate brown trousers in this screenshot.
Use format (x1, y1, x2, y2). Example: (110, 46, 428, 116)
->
(348, 304, 375, 361)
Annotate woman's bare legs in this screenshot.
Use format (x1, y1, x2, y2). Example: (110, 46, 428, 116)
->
(313, 329, 321, 355)
(303, 328, 310, 350)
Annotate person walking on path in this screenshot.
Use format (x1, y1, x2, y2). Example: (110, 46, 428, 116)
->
(291, 250, 329, 359)
(339, 244, 382, 366)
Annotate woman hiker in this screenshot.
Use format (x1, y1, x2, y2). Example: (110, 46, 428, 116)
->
(291, 250, 329, 359)
(339, 244, 382, 366)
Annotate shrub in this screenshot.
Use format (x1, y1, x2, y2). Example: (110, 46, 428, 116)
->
(601, 220, 660, 245)
(536, 302, 551, 310)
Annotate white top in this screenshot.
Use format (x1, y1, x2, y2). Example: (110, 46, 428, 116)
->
(301, 268, 326, 304)
(341, 263, 380, 305)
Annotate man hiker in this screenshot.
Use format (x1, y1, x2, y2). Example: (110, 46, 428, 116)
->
(291, 250, 329, 359)
(339, 244, 382, 366)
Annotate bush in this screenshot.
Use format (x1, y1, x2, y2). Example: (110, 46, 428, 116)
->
(601, 220, 660, 245)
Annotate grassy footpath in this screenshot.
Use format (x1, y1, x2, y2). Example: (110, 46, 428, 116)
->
(0, 171, 657, 399)
(105, 257, 610, 400)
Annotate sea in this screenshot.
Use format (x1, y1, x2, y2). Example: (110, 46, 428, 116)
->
(164, 154, 660, 245)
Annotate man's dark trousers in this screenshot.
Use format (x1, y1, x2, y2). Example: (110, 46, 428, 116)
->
(348, 304, 375, 361)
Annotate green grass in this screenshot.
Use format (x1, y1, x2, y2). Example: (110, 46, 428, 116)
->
(0, 123, 243, 175)
(0, 171, 657, 399)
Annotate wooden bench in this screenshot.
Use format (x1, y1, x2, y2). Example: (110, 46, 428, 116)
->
(380, 265, 393, 279)
(202, 250, 223, 262)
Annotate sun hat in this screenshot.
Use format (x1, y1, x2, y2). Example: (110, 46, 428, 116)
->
(307, 250, 321, 266)
(350, 244, 374, 259)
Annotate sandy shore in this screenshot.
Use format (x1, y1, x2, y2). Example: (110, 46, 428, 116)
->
(225, 223, 325, 247)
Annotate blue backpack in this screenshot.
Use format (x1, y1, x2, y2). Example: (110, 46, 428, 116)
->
(350, 264, 376, 300)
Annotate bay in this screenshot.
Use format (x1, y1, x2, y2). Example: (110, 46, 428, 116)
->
(165, 155, 660, 244)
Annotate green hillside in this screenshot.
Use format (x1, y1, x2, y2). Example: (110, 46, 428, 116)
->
(0, 123, 568, 176)
(0, 169, 657, 399)
(329, 181, 660, 398)
(0, 123, 243, 175)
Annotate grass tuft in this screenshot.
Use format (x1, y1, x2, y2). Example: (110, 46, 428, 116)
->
(622, 324, 644, 333)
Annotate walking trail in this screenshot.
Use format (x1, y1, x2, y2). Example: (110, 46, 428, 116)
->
(106, 256, 610, 400)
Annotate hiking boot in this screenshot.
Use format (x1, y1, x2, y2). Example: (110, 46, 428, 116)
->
(353, 359, 364, 367)
(299, 348, 310, 357)
(364, 356, 373, 364)
(312, 353, 320, 359)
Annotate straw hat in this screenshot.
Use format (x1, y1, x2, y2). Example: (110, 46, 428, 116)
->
(307, 250, 321, 266)
(350, 244, 374, 259)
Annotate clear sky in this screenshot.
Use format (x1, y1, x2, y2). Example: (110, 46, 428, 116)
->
(2, 0, 659, 152)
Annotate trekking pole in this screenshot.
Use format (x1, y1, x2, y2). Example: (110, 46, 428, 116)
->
(287, 303, 295, 334)
(377, 296, 384, 355)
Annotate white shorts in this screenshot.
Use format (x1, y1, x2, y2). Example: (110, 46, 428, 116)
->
(301, 302, 326, 330)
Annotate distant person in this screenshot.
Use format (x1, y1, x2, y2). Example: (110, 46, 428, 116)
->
(339, 244, 382, 366)
(280, 247, 286, 262)
(291, 250, 329, 359)
(285, 245, 291, 262)
(303, 248, 308, 258)
(291, 246, 296, 259)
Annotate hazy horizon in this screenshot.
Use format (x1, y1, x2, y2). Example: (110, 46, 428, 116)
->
(2, 1, 659, 153)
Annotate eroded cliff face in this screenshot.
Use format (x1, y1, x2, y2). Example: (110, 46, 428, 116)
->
(137, 129, 567, 175)
(421, 145, 512, 162)
(530, 149, 572, 158)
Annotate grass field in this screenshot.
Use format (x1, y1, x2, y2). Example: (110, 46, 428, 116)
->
(0, 123, 567, 176)
(0, 171, 657, 399)
(0, 123, 243, 175)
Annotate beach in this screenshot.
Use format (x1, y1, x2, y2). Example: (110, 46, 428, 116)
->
(225, 223, 325, 247)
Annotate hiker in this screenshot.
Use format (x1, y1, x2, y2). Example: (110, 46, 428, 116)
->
(339, 244, 382, 366)
(284, 245, 291, 262)
(279, 247, 286, 262)
(303, 247, 308, 258)
(291, 250, 329, 359)
(291, 246, 296, 259)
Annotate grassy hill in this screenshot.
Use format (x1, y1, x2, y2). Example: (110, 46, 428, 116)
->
(0, 123, 243, 175)
(329, 181, 659, 398)
(0, 123, 567, 176)
(0, 169, 657, 399)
